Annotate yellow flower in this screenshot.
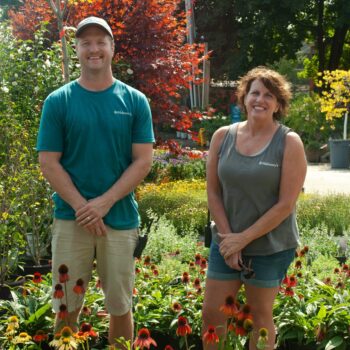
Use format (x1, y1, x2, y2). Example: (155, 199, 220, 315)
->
(12, 332, 32, 344)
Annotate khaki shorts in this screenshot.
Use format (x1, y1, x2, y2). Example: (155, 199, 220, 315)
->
(51, 219, 138, 316)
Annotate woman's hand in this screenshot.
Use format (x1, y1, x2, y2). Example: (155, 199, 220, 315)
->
(224, 251, 242, 270)
(218, 233, 250, 260)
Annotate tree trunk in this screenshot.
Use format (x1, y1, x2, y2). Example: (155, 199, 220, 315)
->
(316, 0, 325, 72)
(47, 0, 70, 83)
(328, 24, 349, 71)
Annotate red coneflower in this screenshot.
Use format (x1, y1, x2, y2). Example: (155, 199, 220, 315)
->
(58, 304, 68, 320)
(295, 260, 302, 269)
(196, 287, 202, 294)
(33, 330, 48, 343)
(203, 326, 219, 344)
(342, 264, 349, 272)
(194, 253, 201, 265)
(283, 275, 297, 287)
(315, 325, 326, 342)
(193, 278, 201, 289)
(150, 264, 156, 271)
(133, 328, 157, 349)
(58, 264, 69, 283)
(79, 323, 98, 338)
(53, 284, 64, 299)
(336, 281, 345, 289)
(73, 278, 85, 294)
(189, 262, 195, 270)
(144, 256, 151, 266)
(200, 258, 207, 269)
(32, 272, 42, 284)
(181, 272, 190, 284)
(172, 302, 182, 312)
(303, 245, 309, 253)
(220, 295, 239, 317)
(176, 316, 192, 336)
(284, 286, 294, 297)
(297, 272, 303, 278)
(237, 304, 253, 321)
(153, 269, 159, 276)
(164, 346, 174, 350)
(233, 318, 247, 336)
(324, 277, 332, 285)
(334, 267, 340, 274)
(81, 306, 91, 316)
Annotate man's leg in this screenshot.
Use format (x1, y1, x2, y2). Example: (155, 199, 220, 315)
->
(109, 310, 133, 348)
(51, 219, 95, 333)
(96, 227, 138, 349)
(55, 308, 81, 333)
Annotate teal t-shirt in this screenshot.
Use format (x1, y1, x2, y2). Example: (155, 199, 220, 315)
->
(37, 79, 155, 229)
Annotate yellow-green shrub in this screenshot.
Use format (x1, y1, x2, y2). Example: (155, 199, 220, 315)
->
(137, 180, 207, 235)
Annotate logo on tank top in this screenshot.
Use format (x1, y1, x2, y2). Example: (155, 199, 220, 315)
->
(114, 110, 132, 116)
(259, 161, 279, 168)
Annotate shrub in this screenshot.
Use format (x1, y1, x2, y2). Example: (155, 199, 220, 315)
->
(297, 194, 350, 236)
(137, 180, 207, 236)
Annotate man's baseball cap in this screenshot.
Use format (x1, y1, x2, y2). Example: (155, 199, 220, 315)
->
(76, 16, 113, 39)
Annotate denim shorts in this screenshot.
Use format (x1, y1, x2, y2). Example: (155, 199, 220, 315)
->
(207, 241, 296, 288)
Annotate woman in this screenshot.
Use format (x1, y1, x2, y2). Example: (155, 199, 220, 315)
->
(202, 67, 306, 350)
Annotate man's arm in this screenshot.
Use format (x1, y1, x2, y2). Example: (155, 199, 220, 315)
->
(38, 151, 107, 235)
(76, 143, 153, 227)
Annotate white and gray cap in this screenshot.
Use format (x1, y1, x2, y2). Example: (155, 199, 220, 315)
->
(76, 16, 113, 39)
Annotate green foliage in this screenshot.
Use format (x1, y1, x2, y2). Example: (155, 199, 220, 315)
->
(143, 212, 206, 264)
(0, 21, 76, 136)
(298, 55, 319, 81)
(192, 114, 230, 142)
(285, 93, 336, 150)
(138, 180, 207, 236)
(297, 194, 350, 236)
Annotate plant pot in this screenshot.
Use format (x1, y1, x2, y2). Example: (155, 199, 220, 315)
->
(22, 258, 52, 276)
(329, 139, 350, 169)
(0, 275, 26, 300)
(305, 148, 323, 163)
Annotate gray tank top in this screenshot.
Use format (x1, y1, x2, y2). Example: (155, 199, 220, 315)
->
(212, 123, 299, 255)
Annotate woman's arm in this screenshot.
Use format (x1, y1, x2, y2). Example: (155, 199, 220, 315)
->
(219, 131, 307, 259)
(207, 126, 242, 269)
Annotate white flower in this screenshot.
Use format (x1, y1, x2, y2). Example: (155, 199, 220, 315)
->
(12, 81, 17, 86)
(34, 86, 39, 93)
(14, 73, 18, 78)
(127, 68, 133, 75)
(1, 86, 9, 93)
(44, 59, 51, 67)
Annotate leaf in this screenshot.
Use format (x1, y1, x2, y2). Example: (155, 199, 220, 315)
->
(25, 303, 51, 325)
(325, 336, 344, 350)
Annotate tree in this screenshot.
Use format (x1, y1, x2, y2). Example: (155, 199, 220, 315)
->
(194, 0, 350, 80)
(9, 0, 206, 130)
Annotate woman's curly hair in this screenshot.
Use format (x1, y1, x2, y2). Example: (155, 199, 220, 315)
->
(237, 66, 292, 120)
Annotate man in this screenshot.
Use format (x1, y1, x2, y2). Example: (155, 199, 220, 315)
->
(37, 16, 154, 347)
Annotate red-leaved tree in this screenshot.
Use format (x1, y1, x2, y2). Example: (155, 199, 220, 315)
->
(9, 0, 206, 132)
